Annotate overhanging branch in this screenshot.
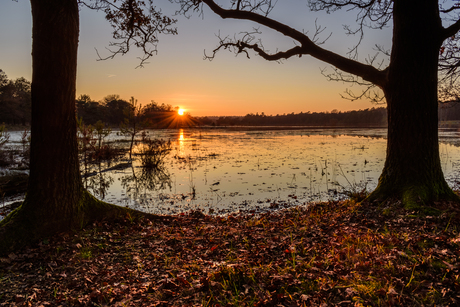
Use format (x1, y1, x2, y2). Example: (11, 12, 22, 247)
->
(443, 19, 460, 41)
(197, 0, 387, 88)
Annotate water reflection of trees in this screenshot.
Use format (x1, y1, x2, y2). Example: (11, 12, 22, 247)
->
(79, 122, 173, 205)
(121, 164, 172, 205)
(83, 160, 172, 205)
(121, 135, 173, 205)
(84, 162, 114, 199)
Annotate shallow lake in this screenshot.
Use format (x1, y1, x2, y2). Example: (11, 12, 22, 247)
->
(4, 127, 460, 216)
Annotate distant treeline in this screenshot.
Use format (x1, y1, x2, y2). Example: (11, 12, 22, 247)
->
(0, 70, 31, 126)
(198, 107, 388, 127)
(439, 101, 460, 123)
(6, 70, 460, 128)
(76, 94, 196, 128)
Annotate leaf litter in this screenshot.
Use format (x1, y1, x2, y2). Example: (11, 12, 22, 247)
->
(1, 199, 460, 306)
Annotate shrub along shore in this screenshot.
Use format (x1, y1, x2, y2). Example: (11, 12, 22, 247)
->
(1, 199, 460, 306)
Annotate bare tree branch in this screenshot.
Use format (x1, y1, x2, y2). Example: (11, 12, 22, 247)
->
(320, 51, 385, 102)
(308, 0, 392, 59)
(440, 1, 460, 14)
(443, 19, 460, 40)
(80, 0, 178, 67)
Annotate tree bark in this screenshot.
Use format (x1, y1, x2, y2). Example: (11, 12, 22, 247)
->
(368, 0, 458, 205)
(24, 0, 82, 230)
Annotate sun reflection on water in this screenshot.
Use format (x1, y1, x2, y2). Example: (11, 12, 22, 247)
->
(176, 129, 186, 156)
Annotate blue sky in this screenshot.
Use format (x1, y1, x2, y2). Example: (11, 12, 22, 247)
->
(0, 0, 392, 116)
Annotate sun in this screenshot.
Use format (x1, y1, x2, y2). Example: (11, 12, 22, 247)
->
(178, 108, 185, 116)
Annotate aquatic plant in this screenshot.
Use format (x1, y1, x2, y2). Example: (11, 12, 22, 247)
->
(139, 133, 172, 170)
(337, 163, 369, 201)
(0, 124, 12, 167)
(19, 129, 30, 167)
(93, 120, 111, 152)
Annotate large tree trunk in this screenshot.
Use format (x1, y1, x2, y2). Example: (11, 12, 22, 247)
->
(369, 0, 458, 205)
(24, 0, 82, 231)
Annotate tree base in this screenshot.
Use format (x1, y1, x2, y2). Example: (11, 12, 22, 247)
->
(366, 180, 460, 210)
(0, 190, 171, 256)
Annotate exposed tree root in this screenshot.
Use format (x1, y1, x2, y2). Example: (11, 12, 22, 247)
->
(366, 180, 460, 210)
(0, 190, 174, 256)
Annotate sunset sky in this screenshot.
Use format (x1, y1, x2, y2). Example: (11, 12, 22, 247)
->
(0, 0, 392, 116)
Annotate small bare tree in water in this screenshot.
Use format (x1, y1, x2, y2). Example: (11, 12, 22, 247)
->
(19, 129, 31, 167)
(120, 97, 146, 160)
(0, 124, 9, 148)
(0, 124, 12, 167)
(92, 120, 118, 161)
(93, 120, 111, 151)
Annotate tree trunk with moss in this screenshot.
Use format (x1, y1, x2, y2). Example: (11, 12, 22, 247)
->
(0, 0, 147, 256)
(368, 0, 457, 205)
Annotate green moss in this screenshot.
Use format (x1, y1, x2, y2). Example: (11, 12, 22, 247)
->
(417, 238, 435, 249)
(0, 203, 38, 256)
(368, 178, 460, 212)
(78, 246, 93, 260)
(431, 259, 447, 270)
(381, 207, 392, 216)
(77, 189, 154, 226)
(0, 203, 23, 227)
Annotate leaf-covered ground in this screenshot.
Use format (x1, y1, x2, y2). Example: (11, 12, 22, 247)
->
(1, 200, 460, 306)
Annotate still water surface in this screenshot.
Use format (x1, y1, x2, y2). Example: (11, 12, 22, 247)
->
(5, 127, 460, 215)
(80, 127, 460, 215)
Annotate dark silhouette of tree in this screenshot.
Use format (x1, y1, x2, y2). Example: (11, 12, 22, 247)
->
(141, 101, 177, 128)
(439, 101, 460, 123)
(177, 0, 460, 206)
(103, 95, 131, 125)
(0, 0, 177, 255)
(0, 70, 31, 125)
(76, 94, 108, 125)
(0, 69, 7, 87)
(140, 101, 198, 128)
